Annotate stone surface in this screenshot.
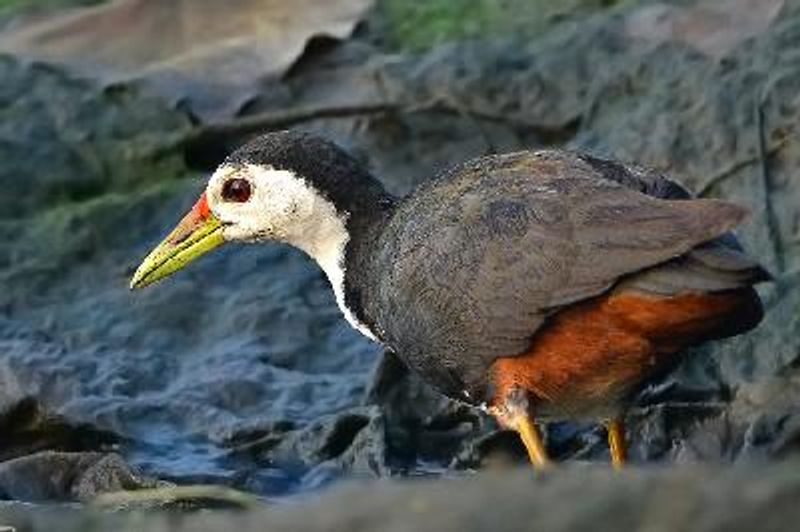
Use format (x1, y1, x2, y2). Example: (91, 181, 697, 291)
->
(0, 0, 375, 120)
(0, 451, 161, 502)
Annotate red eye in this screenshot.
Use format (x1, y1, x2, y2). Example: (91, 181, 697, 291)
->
(221, 178, 252, 202)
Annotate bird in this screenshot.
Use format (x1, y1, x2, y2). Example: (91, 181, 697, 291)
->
(130, 131, 769, 469)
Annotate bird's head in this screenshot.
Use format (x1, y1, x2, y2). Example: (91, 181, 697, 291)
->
(130, 131, 387, 290)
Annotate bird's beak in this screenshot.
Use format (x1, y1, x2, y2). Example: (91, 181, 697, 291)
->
(130, 193, 225, 290)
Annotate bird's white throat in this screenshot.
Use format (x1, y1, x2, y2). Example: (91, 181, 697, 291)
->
(300, 203, 380, 343)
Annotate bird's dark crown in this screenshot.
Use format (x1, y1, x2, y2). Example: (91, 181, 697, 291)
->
(224, 131, 392, 218)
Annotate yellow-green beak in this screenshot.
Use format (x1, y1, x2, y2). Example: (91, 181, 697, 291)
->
(130, 193, 225, 290)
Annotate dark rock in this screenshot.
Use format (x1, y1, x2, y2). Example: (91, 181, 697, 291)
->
(0, 384, 162, 502)
(0, 395, 118, 463)
(0, 451, 161, 502)
(225, 406, 388, 492)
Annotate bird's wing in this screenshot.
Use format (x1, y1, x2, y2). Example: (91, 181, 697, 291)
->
(371, 150, 750, 401)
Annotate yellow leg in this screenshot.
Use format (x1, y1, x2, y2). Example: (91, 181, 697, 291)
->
(606, 418, 627, 470)
(512, 414, 551, 470)
(490, 388, 550, 470)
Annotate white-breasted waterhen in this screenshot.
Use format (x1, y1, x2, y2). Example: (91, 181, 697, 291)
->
(131, 131, 768, 469)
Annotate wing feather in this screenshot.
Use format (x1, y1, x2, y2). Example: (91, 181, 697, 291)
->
(368, 150, 753, 400)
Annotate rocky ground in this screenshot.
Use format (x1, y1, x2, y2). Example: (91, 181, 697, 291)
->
(3, 463, 800, 532)
(0, 0, 799, 529)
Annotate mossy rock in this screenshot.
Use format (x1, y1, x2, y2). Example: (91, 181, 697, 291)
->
(0, 55, 191, 219)
(0, 0, 103, 16)
(377, 0, 634, 51)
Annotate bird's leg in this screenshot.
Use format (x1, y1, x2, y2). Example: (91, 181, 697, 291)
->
(491, 388, 550, 470)
(515, 413, 550, 469)
(605, 417, 627, 470)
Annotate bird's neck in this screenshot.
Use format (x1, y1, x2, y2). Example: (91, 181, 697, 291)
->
(295, 184, 395, 343)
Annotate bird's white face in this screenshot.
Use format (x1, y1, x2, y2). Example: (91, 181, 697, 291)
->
(130, 162, 350, 290)
(206, 163, 344, 258)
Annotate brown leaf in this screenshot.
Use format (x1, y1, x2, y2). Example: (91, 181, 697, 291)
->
(625, 0, 785, 59)
(0, 0, 374, 120)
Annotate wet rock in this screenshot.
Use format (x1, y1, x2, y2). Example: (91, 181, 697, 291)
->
(0, 451, 161, 502)
(364, 350, 487, 470)
(0, 395, 117, 463)
(225, 406, 388, 492)
(0, 383, 163, 502)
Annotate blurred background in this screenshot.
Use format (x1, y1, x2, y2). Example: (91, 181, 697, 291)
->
(0, 0, 799, 529)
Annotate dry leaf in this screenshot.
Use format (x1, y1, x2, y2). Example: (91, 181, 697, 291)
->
(0, 0, 374, 120)
(625, 0, 785, 59)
